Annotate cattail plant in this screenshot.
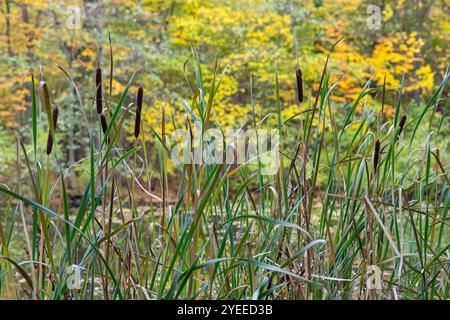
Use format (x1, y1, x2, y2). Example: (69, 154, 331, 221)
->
(96, 65, 103, 114)
(46, 107, 59, 155)
(373, 139, 380, 173)
(296, 65, 303, 103)
(134, 85, 143, 138)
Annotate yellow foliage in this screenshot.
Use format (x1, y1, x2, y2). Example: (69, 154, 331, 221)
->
(0, 0, 446, 132)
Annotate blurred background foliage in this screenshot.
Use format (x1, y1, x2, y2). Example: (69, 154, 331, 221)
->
(0, 0, 448, 187)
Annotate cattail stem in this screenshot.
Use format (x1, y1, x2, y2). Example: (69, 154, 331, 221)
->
(161, 103, 166, 230)
(96, 67, 103, 114)
(134, 86, 143, 138)
(46, 107, 59, 155)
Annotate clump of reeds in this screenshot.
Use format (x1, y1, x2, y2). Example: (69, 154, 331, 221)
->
(46, 107, 59, 155)
(134, 85, 143, 138)
(0, 49, 448, 301)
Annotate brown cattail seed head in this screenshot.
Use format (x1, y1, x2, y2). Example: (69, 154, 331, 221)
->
(296, 65, 303, 103)
(39, 81, 52, 119)
(373, 139, 380, 173)
(96, 67, 102, 114)
(397, 114, 407, 139)
(100, 113, 110, 144)
(100, 114, 108, 134)
(134, 86, 143, 138)
(46, 107, 59, 155)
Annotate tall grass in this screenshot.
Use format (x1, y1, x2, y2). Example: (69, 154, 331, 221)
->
(0, 50, 448, 300)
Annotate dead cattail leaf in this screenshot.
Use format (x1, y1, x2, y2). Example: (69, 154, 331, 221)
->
(134, 85, 143, 138)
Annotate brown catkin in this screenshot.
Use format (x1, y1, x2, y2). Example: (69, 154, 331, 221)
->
(100, 113, 110, 144)
(46, 107, 59, 155)
(134, 85, 143, 138)
(296, 65, 303, 103)
(96, 67, 102, 114)
(373, 139, 380, 173)
(100, 114, 108, 134)
(39, 81, 52, 119)
(397, 114, 407, 139)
